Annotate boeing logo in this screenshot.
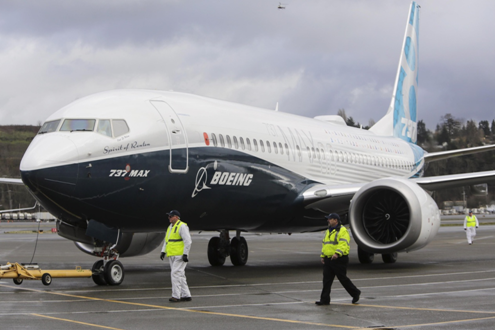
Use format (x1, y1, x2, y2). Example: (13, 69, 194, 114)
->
(192, 166, 254, 198)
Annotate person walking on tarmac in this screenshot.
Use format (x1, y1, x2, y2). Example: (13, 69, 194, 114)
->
(464, 210, 479, 245)
(315, 213, 361, 306)
(160, 210, 192, 302)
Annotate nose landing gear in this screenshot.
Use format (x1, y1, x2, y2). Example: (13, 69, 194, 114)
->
(91, 243, 125, 286)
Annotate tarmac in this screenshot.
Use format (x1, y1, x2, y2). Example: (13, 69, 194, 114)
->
(0, 220, 494, 330)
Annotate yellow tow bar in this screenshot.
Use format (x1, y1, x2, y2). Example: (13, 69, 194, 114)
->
(0, 262, 92, 286)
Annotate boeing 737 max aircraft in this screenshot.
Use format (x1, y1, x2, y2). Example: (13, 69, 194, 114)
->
(2, 2, 495, 285)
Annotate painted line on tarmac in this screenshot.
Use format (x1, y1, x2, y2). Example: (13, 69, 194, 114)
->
(0, 284, 361, 329)
(391, 315, 495, 329)
(32, 313, 125, 330)
(41, 268, 495, 295)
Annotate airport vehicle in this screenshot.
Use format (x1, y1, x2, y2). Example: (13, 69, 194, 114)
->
(0, 263, 92, 286)
(1, 2, 495, 285)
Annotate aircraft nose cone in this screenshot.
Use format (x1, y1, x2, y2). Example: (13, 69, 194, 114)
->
(20, 135, 80, 216)
(20, 134, 79, 171)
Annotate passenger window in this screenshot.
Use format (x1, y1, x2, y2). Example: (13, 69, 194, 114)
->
(296, 145, 301, 161)
(253, 139, 258, 152)
(113, 120, 129, 137)
(260, 140, 265, 152)
(279, 143, 283, 155)
(233, 136, 239, 149)
(97, 119, 112, 137)
(273, 142, 278, 154)
(211, 133, 218, 147)
(307, 147, 311, 159)
(285, 143, 290, 157)
(246, 138, 252, 151)
(38, 120, 61, 134)
(219, 134, 225, 147)
(239, 137, 245, 150)
(60, 119, 96, 132)
(226, 135, 232, 148)
(266, 141, 271, 153)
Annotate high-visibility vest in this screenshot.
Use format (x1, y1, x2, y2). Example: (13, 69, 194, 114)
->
(165, 220, 187, 256)
(466, 215, 477, 227)
(321, 225, 351, 258)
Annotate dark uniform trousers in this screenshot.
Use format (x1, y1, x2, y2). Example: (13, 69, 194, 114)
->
(320, 255, 360, 303)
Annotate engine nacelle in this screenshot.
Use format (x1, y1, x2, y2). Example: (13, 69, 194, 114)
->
(349, 177, 440, 254)
(75, 232, 164, 257)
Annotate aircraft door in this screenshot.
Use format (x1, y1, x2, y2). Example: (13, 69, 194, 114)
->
(150, 100, 189, 173)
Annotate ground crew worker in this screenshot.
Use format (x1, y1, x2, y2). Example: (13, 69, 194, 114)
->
(160, 210, 192, 302)
(464, 210, 479, 245)
(315, 213, 361, 306)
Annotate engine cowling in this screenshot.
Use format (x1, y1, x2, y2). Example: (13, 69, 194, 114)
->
(349, 177, 440, 254)
(75, 232, 164, 257)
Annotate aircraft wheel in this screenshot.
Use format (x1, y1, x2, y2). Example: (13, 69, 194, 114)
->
(230, 237, 248, 266)
(13, 278, 23, 285)
(382, 252, 398, 264)
(92, 260, 107, 286)
(357, 246, 374, 264)
(41, 273, 52, 286)
(104, 260, 125, 286)
(208, 237, 226, 266)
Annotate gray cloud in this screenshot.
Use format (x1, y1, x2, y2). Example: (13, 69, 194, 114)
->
(1, 0, 494, 130)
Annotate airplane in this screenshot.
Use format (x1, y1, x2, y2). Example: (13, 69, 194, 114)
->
(2, 1, 495, 286)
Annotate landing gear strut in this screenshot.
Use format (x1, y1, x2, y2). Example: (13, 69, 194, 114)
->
(207, 230, 248, 266)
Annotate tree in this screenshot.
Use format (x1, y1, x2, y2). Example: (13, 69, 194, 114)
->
(337, 109, 347, 122)
(479, 120, 490, 137)
(464, 120, 482, 147)
(416, 120, 430, 145)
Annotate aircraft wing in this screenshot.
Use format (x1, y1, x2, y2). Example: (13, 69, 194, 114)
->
(301, 169, 495, 215)
(424, 144, 495, 162)
(0, 178, 24, 185)
(413, 170, 495, 191)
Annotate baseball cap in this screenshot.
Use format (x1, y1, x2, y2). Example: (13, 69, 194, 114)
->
(167, 210, 181, 217)
(325, 213, 340, 221)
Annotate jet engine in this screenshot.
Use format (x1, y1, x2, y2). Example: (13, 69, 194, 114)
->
(349, 177, 440, 254)
(74, 232, 164, 257)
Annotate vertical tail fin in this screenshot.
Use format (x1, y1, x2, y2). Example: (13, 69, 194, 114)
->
(370, 2, 420, 144)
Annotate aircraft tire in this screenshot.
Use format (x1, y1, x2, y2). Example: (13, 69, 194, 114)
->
(41, 273, 52, 286)
(104, 260, 125, 285)
(208, 237, 226, 266)
(92, 260, 107, 286)
(382, 252, 398, 263)
(13, 278, 23, 285)
(357, 246, 374, 264)
(230, 237, 248, 266)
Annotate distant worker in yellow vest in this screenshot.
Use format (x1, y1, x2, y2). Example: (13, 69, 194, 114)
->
(464, 210, 479, 245)
(315, 213, 361, 306)
(160, 210, 192, 302)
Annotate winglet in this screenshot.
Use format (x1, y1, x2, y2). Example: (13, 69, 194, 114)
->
(370, 2, 420, 144)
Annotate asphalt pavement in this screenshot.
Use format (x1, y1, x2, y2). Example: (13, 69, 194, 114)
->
(0, 221, 494, 330)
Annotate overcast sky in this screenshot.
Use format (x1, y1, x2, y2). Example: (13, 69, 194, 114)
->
(1, 0, 494, 130)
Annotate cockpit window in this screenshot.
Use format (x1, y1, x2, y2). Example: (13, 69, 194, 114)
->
(112, 120, 129, 137)
(60, 119, 96, 132)
(97, 119, 112, 137)
(38, 120, 61, 134)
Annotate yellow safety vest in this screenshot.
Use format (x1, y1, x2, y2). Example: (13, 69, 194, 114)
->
(321, 225, 351, 258)
(466, 215, 477, 227)
(165, 220, 187, 256)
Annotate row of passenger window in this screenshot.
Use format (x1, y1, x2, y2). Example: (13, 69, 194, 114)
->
(38, 118, 130, 138)
(210, 132, 415, 170)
